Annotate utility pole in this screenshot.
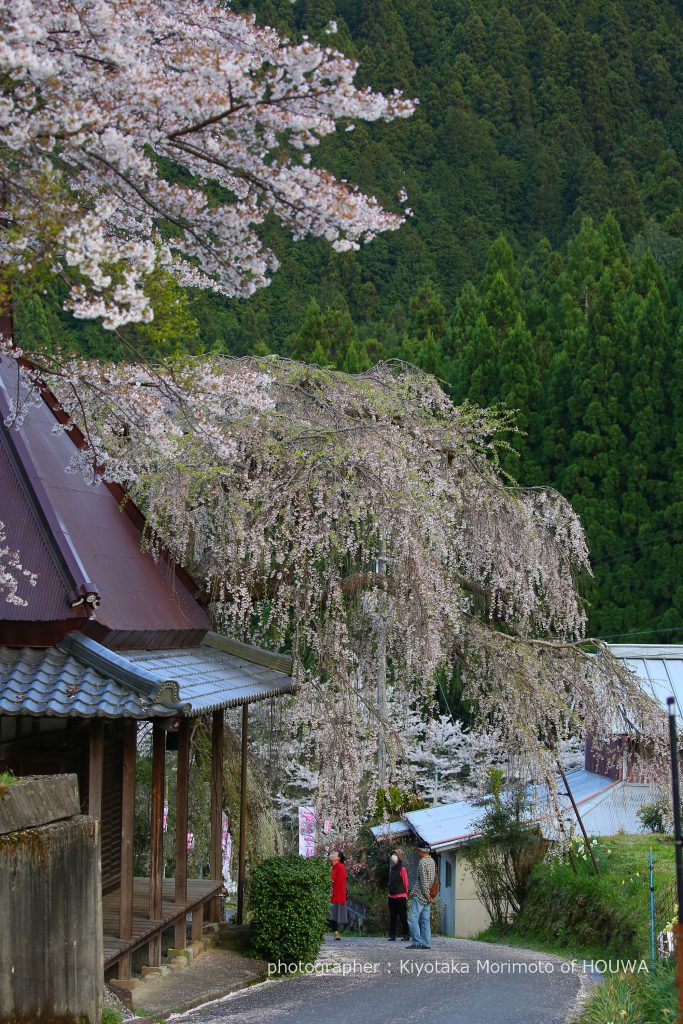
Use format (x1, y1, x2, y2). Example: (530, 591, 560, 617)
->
(557, 762, 600, 875)
(666, 697, 683, 1023)
(376, 532, 387, 790)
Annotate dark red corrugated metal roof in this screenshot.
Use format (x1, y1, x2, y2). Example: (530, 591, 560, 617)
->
(0, 426, 85, 623)
(0, 355, 210, 648)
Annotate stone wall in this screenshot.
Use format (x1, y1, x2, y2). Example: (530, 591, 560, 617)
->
(0, 775, 103, 1024)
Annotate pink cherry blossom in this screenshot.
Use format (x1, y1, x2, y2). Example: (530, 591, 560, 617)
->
(1, 350, 665, 826)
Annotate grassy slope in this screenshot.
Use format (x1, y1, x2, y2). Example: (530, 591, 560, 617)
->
(477, 834, 678, 1022)
(575, 961, 677, 1024)
(478, 834, 675, 960)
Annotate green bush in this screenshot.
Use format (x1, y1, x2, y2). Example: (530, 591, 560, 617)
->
(250, 854, 329, 968)
(467, 775, 547, 926)
(100, 1010, 122, 1024)
(637, 800, 667, 834)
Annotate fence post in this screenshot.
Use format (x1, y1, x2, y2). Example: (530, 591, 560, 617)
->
(649, 847, 655, 963)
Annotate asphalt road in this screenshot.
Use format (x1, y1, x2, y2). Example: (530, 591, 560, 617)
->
(168, 936, 589, 1024)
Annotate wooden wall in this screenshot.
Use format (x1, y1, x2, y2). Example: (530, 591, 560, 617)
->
(0, 779, 103, 1023)
(0, 716, 124, 891)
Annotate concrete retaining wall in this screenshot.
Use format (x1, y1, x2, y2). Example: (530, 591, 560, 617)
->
(0, 775, 103, 1024)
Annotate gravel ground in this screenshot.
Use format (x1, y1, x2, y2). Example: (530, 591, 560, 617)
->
(164, 935, 590, 1024)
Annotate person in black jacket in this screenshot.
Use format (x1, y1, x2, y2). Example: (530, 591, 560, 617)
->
(387, 849, 410, 941)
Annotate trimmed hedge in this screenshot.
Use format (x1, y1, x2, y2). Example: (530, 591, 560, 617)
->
(250, 854, 329, 967)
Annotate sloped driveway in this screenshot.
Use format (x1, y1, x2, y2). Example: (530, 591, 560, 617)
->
(168, 935, 590, 1024)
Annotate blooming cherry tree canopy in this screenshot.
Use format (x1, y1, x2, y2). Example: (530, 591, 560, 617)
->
(2, 350, 665, 824)
(0, 0, 413, 327)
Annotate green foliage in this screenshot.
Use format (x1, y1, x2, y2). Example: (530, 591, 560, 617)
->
(100, 1009, 123, 1024)
(0, 771, 15, 798)
(466, 776, 546, 925)
(574, 960, 676, 1024)
(250, 853, 330, 967)
(637, 801, 668, 835)
(229, 0, 683, 350)
(373, 785, 428, 821)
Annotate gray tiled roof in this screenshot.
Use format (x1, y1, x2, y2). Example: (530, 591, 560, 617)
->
(0, 646, 169, 718)
(124, 640, 296, 715)
(0, 632, 296, 719)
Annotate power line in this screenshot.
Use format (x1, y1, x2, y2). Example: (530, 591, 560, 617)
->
(590, 525, 683, 568)
(597, 624, 683, 641)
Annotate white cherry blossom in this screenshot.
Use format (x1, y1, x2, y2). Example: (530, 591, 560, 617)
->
(0, 0, 414, 328)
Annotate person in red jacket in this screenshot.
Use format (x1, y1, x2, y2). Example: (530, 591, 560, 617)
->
(387, 849, 410, 941)
(329, 850, 347, 940)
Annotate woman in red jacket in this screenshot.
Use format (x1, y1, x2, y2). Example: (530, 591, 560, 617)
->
(387, 849, 410, 941)
(329, 850, 347, 940)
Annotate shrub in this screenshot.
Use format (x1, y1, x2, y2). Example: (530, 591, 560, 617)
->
(250, 853, 329, 968)
(637, 800, 667, 834)
(467, 775, 546, 926)
(100, 1010, 122, 1024)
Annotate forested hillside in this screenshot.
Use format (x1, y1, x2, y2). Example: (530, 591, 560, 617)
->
(16, 0, 683, 638)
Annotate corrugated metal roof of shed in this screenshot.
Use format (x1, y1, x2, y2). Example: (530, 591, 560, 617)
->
(404, 800, 485, 848)
(374, 770, 624, 851)
(578, 783, 657, 836)
(370, 820, 412, 839)
(612, 653, 683, 718)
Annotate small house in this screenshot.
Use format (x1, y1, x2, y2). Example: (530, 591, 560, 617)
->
(372, 644, 682, 940)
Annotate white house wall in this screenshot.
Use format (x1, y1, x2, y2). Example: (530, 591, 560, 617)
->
(447, 851, 492, 939)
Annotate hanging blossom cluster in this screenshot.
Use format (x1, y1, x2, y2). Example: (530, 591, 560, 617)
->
(0, 0, 414, 327)
(4, 351, 666, 825)
(247, 691, 588, 838)
(0, 519, 37, 605)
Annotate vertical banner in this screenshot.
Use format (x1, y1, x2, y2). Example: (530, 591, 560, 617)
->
(298, 805, 317, 857)
(221, 811, 232, 887)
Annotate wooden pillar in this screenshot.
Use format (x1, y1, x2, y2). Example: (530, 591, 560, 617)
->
(148, 721, 166, 966)
(118, 718, 137, 979)
(88, 719, 104, 819)
(191, 902, 204, 942)
(236, 703, 248, 925)
(174, 718, 190, 949)
(209, 710, 224, 922)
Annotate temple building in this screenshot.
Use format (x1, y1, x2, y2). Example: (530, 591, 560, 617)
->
(0, 354, 296, 979)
